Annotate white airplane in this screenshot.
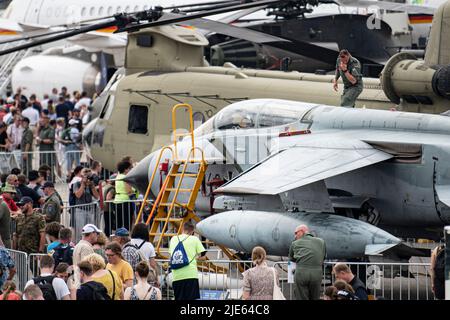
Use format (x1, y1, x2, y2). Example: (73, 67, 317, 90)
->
(0, 0, 224, 98)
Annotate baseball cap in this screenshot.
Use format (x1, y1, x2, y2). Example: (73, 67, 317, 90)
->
(68, 119, 78, 126)
(17, 196, 33, 206)
(112, 227, 129, 237)
(81, 224, 101, 234)
(42, 181, 54, 188)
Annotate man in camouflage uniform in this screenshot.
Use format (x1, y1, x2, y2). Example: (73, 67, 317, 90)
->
(42, 181, 62, 223)
(332, 49, 363, 108)
(37, 114, 55, 181)
(13, 197, 46, 254)
(21, 117, 34, 176)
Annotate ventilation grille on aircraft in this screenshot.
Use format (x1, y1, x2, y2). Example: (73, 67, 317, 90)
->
(178, 35, 201, 42)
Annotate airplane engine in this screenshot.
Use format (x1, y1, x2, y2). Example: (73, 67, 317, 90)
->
(381, 52, 450, 106)
(11, 55, 101, 99)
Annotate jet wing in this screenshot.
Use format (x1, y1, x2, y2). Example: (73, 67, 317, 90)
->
(215, 137, 393, 195)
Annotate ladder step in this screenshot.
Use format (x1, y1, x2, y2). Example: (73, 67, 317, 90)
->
(170, 173, 198, 177)
(150, 232, 179, 237)
(153, 218, 184, 222)
(165, 188, 193, 192)
(159, 202, 186, 207)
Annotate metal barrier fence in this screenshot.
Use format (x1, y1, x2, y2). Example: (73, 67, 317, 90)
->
(155, 259, 433, 300)
(0, 149, 85, 183)
(3, 247, 434, 300)
(4, 249, 28, 292)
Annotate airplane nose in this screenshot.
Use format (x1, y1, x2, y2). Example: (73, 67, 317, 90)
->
(124, 153, 156, 195)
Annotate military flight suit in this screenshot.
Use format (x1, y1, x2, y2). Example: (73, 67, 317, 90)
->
(15, 212, 46, 254)
(289, 233, 326, 300)
(42, 192, 62, 223)
(335, 56, 363, 108)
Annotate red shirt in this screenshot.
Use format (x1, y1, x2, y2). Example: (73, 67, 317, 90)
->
(2, 197, 18, 212)
(0, 292, 21, 300)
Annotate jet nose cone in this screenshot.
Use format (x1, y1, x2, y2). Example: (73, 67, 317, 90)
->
(124, 153, 155, 195)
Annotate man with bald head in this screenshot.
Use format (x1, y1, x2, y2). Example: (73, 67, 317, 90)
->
(289, 224, 326, 300)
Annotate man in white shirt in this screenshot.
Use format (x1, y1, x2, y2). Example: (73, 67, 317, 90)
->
(74, 91, 91, 110)
(24, 255, 70, 300)
(21, 102, 40, 133)
(7, 115, 23, 151)
(70, 224, 100, 298)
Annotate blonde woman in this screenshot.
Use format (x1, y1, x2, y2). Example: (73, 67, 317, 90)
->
(242, 246, 279, 300)
(82, 253, 123, 300)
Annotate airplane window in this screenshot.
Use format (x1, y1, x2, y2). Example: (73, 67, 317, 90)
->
(107, 6, 113, 15)
(47, 8, 53, 17)
(99, 7, 104, 16)
(134, 6, 140, 12)
(128, 105, 149, 134)
(215, 108, 256, 130)
(117, 6, 122, 13)
(258, 114, 299, 128)
(143, 5, 149, 10)
(55, 7, 62, 17)
(90, 7, 95, 16)
(81, 7, 87, 17)
(125, 6, 131, 13)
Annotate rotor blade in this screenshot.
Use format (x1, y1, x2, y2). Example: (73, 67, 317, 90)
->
(179, 1, 243, 13)
(174, 15, 288, 43)
(268, 36, 382, 66)
(120, 0, 284, 33)
(0, 28, 75, 46)
(164, 0, 240, 10)
(0, 18, 123, 56)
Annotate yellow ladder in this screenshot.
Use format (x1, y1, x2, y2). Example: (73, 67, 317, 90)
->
(135, 103, 207, 258)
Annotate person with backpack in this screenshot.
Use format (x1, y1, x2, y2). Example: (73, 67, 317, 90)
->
(24, 255, 70, 300)
(45, 222, 62, 253)
(168, 221, 206, 300)
(52, 228, 74, 268)
(76, 260, 110, 300)
(130, 223, 159, 279)
(113, 227, 146, 271)
(431, 243, 445, 300)
(27, 170, 45, 198)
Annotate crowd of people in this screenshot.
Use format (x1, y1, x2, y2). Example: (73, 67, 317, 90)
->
(0, 87, 95, 180)
(0, 222, 162, 300)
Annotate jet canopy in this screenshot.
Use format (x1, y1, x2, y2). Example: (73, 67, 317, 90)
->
(195, 99, 316, 136)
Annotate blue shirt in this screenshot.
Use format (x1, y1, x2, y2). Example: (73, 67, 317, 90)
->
(47, 241, 61, 253)
(0, 247, 15, 287)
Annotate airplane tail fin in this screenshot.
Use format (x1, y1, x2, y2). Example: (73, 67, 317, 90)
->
(424, 0, 450, 66)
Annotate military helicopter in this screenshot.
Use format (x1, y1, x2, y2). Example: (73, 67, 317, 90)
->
(2, 0, 450, 171)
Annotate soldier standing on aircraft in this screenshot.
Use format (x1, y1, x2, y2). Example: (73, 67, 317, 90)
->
(332, 49, 363, 108)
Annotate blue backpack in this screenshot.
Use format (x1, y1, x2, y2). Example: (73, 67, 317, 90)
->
(170, 236, 191, 270)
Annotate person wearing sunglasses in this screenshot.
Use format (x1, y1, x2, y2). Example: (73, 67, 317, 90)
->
(332, 49, 363, 108)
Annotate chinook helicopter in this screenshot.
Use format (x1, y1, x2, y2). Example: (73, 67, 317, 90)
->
(2, 0, 450, 171)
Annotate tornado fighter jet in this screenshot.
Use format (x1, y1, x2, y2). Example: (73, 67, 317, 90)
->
(125, 99, 450, 259)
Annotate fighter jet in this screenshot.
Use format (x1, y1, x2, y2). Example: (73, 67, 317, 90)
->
(124, 98, 450, 259)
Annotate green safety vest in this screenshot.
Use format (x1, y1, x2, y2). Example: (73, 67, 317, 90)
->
(114, 173, 129, 203)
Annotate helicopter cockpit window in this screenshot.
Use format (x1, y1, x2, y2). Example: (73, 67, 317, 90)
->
(215, 106, 257, 131)
(137, 35, 153, 48)
(128, 105, 149, 134)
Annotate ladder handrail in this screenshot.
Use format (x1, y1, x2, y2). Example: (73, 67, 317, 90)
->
(134, 146, 174, 225)
(155, 146, 206, 252)
(172, 103, 195, 161)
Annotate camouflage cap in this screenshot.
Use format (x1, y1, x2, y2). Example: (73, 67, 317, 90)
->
(2, 183, 16, 193)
